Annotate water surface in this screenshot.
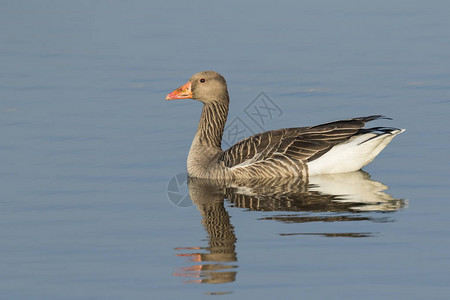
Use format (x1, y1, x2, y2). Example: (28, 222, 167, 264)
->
(1, 1, 450, 299)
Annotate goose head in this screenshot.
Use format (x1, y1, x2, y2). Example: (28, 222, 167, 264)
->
(166, 71, 229, 104)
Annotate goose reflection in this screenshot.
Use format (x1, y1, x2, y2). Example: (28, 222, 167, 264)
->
(173, 177, 238, 284)
(174, 171, 406, 284)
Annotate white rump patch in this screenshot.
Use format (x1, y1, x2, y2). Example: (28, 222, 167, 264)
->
(307, 129, 405, 175)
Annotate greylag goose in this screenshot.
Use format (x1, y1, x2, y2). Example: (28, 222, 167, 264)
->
(166, 71, 404, 179)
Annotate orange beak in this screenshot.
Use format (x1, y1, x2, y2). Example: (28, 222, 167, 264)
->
(166, 81, 193, 100)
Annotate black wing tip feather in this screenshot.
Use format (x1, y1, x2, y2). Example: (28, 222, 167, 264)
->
(356, 126, 404, 145)
(310, 115, 392, 130)
(356, 115, 392, 122)
(357, 126, 402, 135)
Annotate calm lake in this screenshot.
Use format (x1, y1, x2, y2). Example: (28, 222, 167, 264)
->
(1, 1, 450, 299)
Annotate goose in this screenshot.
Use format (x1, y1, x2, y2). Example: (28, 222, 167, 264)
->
(166, 71, 404, 179)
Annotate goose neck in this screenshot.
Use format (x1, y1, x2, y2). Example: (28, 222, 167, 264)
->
(197, 100, 229, 149)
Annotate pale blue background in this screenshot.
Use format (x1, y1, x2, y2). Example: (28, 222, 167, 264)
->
(1, 1, 449, 299)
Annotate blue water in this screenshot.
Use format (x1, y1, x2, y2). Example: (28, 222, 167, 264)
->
(1, 1, 450, 299)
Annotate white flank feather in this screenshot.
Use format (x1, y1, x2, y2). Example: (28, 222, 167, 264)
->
(307, 129, 405, 175)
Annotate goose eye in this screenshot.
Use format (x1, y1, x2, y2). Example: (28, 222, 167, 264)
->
(199, 78, 206, 83)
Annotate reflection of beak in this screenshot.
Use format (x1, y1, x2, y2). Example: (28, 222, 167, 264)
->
(166, 81, 193, 100)
(176, 253, 202, 262)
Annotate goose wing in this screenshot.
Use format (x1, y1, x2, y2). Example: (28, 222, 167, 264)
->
(220, 115, 390, 168)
